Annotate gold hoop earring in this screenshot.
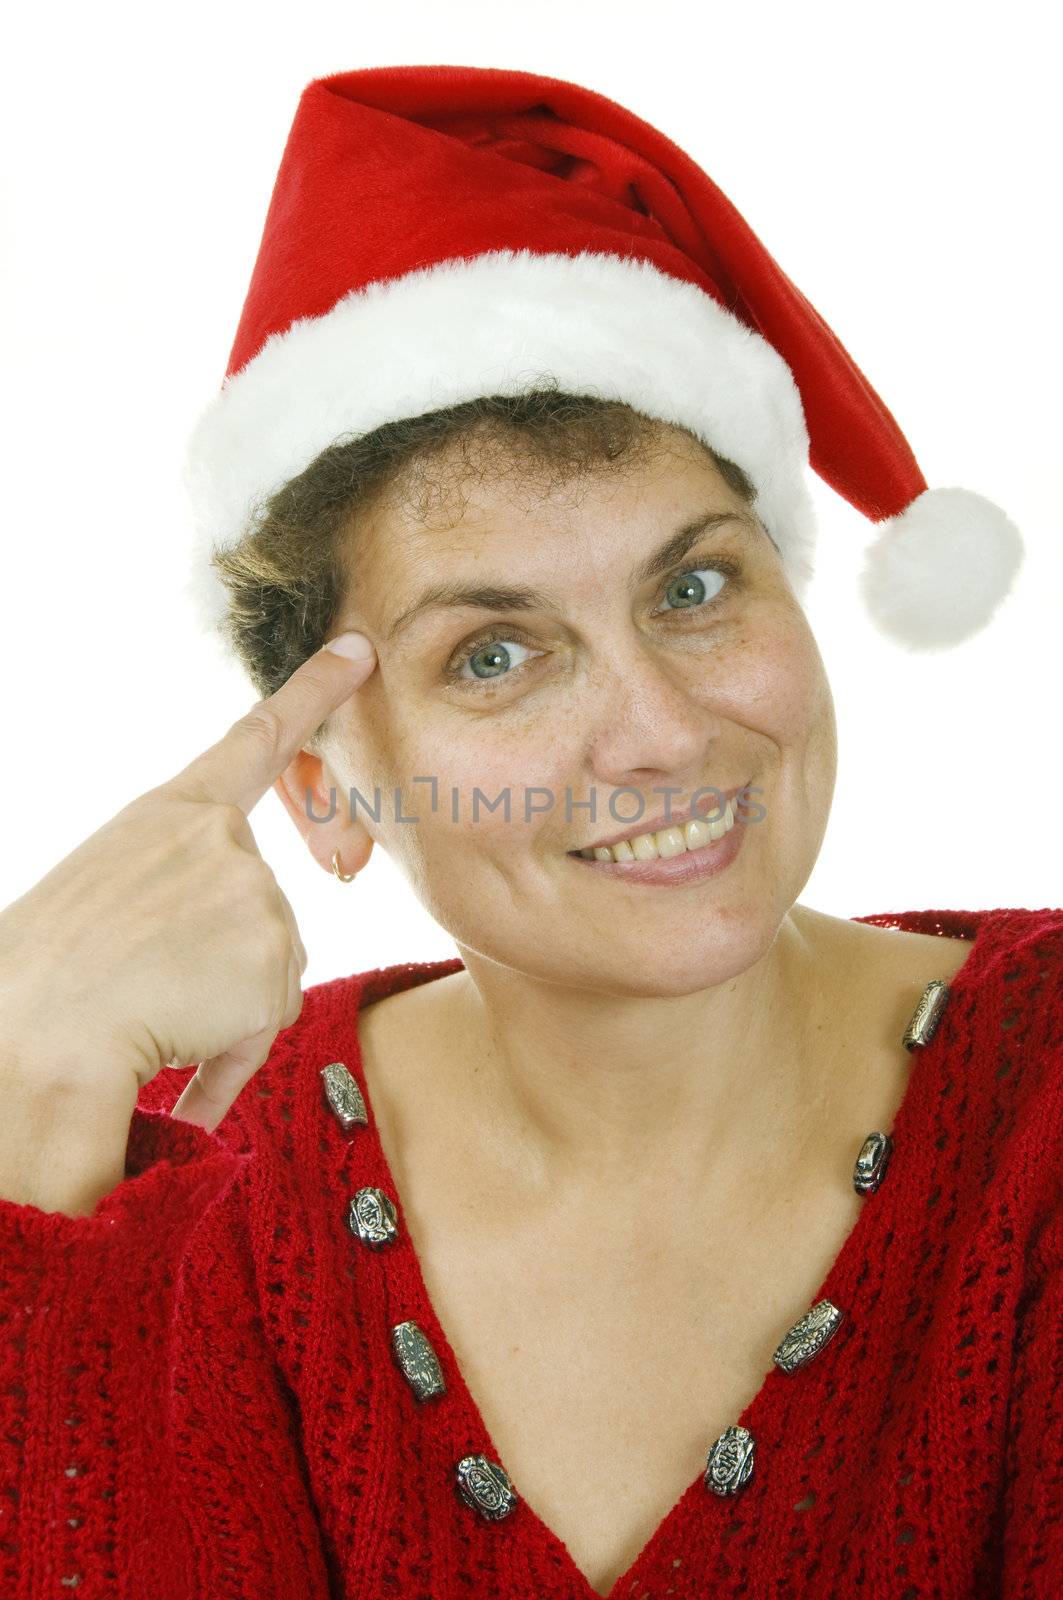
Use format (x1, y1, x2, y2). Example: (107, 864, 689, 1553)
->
(331, 847, 356, 883)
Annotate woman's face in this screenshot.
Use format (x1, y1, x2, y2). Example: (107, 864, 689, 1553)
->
(324, 425, 838, 997)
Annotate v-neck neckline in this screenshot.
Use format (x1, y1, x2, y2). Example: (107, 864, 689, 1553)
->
(329, 908, 996, 1599)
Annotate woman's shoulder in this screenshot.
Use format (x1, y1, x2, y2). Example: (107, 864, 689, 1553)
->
(902, 906, 1063, 1190)
(850, 903, 1063, 995)
(794, 905, 1062, 1161)
(840, 907, 1062, 1280)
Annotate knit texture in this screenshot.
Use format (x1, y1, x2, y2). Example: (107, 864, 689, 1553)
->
(0, 906, 1060, 1598)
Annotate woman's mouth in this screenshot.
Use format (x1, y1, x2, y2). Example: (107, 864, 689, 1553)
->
(572, 796, 738, 863)
(565, 790, 750, 887)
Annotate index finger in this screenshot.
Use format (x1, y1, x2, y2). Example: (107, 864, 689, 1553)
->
(169, 632, 377, 816)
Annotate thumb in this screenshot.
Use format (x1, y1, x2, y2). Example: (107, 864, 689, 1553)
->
(170, 1026, 277, 1135)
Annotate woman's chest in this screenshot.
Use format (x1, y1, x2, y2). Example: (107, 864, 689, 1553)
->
(400, 1173, 870, 1597)
(342, 932, 973, 1592)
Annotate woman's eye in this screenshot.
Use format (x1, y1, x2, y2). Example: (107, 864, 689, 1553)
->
(451, 637, 538, 685)
(654, 566, 728, 613)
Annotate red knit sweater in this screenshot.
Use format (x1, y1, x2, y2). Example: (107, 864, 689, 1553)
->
(1, 906, 1060, 1599)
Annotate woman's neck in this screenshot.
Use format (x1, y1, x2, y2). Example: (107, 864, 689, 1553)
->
(441, 904, 851, 1202)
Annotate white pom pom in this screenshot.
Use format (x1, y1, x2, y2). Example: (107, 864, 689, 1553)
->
(857, 486, 1024, 650)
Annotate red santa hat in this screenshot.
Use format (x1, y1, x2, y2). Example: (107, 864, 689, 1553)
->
(182, 63, 1024, 653)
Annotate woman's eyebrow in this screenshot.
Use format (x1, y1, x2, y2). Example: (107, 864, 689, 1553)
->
(383, 509, 758, 643)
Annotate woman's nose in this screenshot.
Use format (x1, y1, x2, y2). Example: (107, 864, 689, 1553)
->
(579, 643, 724, 783)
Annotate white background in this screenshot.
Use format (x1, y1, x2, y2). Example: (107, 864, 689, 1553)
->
(1, 0, 1059, 990)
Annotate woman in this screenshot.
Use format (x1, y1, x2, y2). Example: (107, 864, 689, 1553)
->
(0, 64, 1058, 1600)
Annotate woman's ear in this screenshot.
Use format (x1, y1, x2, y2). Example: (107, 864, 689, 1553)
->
(271, 747, 376, 877)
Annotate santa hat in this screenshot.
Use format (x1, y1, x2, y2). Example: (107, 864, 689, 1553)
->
(182, 63, 1024, 655)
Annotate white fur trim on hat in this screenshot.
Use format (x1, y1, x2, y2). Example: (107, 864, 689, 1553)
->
(858, 486, 1024, 651)
(180, 249, 818, 643)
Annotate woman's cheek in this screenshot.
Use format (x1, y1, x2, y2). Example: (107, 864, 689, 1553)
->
(437, 715, 579, 860)
(717, 611, 824, 737)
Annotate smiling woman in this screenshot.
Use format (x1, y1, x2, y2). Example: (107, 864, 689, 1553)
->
(1, 60, 1059, 1600)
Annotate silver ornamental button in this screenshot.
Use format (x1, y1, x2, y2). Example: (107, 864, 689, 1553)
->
(391, 1320, 447, 1402)
(902, 980, 950, 1051)
(704, 1425, 755, 1497)
(347, 1186, 399, 1248)
(455, 1454, 519, 1520)
(853, 1131, 894, 1195)
(773, 1299, 845, 1374)
(320, 1061, 368, 1133)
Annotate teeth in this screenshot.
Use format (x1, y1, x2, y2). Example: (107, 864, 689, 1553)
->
(578, 799, 736, 863)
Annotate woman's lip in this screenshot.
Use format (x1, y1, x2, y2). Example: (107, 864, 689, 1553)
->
(567, 804, 747, 885)
(569, 781, 752, 855)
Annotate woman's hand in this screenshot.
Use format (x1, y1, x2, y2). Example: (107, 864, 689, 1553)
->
(0, 633, 377, 1141)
